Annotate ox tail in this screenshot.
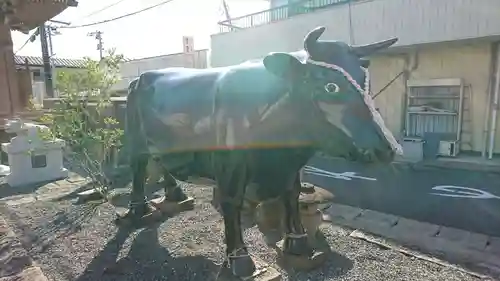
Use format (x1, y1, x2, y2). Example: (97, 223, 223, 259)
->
(124, 77, 149, 161)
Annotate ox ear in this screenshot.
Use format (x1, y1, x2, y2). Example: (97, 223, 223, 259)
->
(263, 52, 304, 79)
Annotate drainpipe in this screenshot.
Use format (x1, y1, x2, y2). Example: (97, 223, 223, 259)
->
(401, 51, 419, 138)
(488, 43, 500, 159)
(3, 50, 14, 116)
(482, 43, 497, 158)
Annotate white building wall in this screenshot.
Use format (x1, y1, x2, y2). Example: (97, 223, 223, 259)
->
(211, 0, 500, 67)
(113, 49, 209, 92)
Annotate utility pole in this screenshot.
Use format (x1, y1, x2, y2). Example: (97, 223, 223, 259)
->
(221, 0, 234, 31)
(38, 24, 54, 98)
(30, 21, 69, 99)
(88, 31, 104, 60)
(46, 26, 61, 95)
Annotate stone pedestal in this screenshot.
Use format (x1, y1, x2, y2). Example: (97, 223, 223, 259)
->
(1, 119, 67, 187)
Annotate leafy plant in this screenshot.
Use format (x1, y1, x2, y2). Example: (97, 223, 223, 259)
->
(37, 49, 126, 200)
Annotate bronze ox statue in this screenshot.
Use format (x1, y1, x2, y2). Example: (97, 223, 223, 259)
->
(118, 26, 402, 278)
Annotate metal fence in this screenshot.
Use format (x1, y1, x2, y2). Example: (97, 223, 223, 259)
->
(218, 0, 358, 33)
(405, 86, 461, 139)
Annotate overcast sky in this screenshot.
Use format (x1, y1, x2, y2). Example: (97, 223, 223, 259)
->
(12, 0, 268, 60)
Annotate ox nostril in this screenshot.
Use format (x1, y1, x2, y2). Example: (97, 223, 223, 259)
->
(388, 150, 395, 158)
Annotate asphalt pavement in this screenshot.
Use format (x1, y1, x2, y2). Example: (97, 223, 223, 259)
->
(303, 156, 500, 237)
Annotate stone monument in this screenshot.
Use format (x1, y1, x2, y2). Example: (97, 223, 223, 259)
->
(1, 119, 68, 187)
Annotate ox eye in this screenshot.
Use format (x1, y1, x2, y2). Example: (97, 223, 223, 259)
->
(324, 82, 340, 93)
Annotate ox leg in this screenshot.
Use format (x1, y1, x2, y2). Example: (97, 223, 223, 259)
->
(162, 171, 189, 202)
(282, 172, 313, 257)
(214, 152, 256, 278)
(154, 154, 190, 202)
(117, 153, 155, 224)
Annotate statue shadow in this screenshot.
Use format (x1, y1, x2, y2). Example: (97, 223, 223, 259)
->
(106, 181, 166, 209)
(0, 179, 64, 199)
(273, 232, 353, 281)
(74, 223, 220, 281)
(53, 175, 165, 209)
(0, 201, 111, 266)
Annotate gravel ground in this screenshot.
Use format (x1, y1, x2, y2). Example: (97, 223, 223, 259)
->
(1, 182, 487, 281)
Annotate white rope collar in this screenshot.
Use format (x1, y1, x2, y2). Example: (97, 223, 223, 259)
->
(306, 58, 403, 155)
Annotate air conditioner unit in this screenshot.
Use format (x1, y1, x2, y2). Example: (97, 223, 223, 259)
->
(438, 140, 459, 157)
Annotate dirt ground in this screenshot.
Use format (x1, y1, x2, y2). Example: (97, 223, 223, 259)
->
(0, 177, 490, 281)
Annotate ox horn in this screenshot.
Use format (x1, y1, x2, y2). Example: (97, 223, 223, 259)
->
(304, 26, 326, 54)
(351, 38, 398, 57)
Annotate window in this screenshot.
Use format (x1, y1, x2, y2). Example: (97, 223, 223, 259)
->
(32, 70, 44, 82)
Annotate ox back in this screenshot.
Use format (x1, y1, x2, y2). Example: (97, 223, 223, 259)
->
(125, 62, 313, 161)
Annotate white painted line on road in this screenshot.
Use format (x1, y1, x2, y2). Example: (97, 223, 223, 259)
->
(303, 166, 377, 181)
(430, 185, 500, 199)
(302, 167, 500, 200)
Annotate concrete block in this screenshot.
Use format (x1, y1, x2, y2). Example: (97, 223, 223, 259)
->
(350, 210, 399, 236)
(437, 226, 488, 251)
(485, 236, 500, 254)
(390, 217, 440, 238)
(323, 204, 363, 223)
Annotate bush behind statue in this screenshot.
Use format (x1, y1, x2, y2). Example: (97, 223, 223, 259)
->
(37, 49, 125, 199)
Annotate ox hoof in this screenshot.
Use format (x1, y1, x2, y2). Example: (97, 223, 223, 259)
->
(149, 196, 194, 215)
(114, 203, 162, 228)
(218, 254, 281, 281)
(228, 253, 256, 279)
(276, 237, 330, 272)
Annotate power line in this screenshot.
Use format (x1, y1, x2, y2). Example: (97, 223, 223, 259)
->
(14, 29, 40, 54)
(77, 0, 129, 21)
(14, 38, 31, 55)
(59, 0, 176, 29)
